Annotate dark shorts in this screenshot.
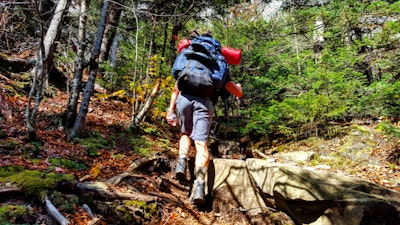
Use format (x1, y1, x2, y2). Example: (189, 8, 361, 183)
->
(176, 93, 214, 142)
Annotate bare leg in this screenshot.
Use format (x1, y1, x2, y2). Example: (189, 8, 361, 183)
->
(191, 140, 209, 205)
(179, 135, 191, 158)
(175, 135, 192, 180)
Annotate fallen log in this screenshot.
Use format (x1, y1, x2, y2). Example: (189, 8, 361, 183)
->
(0, 55, 35, 73)
(77, 181, 158, 202)
(0, 186, 21, 194)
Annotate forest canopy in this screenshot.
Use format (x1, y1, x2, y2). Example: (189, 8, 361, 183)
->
(1, 0, 400, 142)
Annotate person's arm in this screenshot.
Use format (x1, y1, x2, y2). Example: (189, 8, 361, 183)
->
(166, 83, 179, 126)
(167, 83, 179, 112)
(225, 81, 242, 98)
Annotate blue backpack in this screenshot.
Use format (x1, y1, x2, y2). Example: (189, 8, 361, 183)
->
(172, 35, 228, 97)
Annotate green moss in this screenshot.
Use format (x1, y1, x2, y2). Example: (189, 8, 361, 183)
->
(115, 205, 133, 223)
(0, 205, 34, 224)
(130, 136, 154, 157)
(51, 191, 80, 214)
(0, 130, 7, 138)
(0, 166, 74, 200)
(0, 165, 25, 177)
(124, 200, 158, 219)
(2, 138, 20, 149)
(112, 154, 125, 160)
(48, 158, 88, 170)
(75, 132, 111, 156)
(157, 138, 170, 150)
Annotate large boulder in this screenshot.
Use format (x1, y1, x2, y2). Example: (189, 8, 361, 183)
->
(210, 158, 400, 225)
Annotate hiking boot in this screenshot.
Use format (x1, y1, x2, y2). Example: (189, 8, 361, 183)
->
(175, 157, 187, 180)
(190, 179, 205, 205)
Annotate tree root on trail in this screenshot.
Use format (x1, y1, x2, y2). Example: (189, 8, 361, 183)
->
(77, 181, 158, 202)
(45, 196, 70, 225)
(43, 154, 185, 224)
(106, 155, 160, 185)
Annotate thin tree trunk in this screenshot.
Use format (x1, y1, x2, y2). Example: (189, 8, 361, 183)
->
(130, 4, 139, 122)
(69, 0, 110, 140)
(25, 1, 46, 140)
(292, 12, 301, 76)
(99, 0, 124, 63)
(130, 79, 161, 128)
(66, 0, 89, 127)
(313, 16, 324, 62)
(26, 36, 45, 141)
(26, 0, 68, 140)
(42, 0, 68, 90)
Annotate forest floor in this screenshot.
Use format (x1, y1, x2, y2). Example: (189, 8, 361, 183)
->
(0, 89, 400, 225)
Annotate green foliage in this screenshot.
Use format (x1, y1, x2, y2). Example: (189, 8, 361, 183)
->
(23, 0, 400, 144)
(212, 0, 400, 142)
(376, 121, 400, 138)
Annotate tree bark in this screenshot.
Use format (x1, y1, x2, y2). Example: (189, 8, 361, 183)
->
(69, 0, 110, 140)
(66, 0, 89, 127)
(25, 0, 68, 140)
(130, 79, 161, 128)
(76, 181, 158, 202)
(99, 0, 124, 63)
(41, 0, 69, 90)
(45, 196, 70, 225)
(313, 16, 324, 62)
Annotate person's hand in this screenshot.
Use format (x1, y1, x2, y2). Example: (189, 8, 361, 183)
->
(166, 109, 177, 127)
(236, 83, 242, 99)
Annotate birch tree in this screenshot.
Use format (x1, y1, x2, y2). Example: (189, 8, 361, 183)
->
(66, 0, 89, 127)
(69, 0, 109, 139)
(26, 0, 68, 140)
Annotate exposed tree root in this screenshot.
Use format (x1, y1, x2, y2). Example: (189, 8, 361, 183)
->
(45, 196, 70, 225)
(77, 181, 158, 202)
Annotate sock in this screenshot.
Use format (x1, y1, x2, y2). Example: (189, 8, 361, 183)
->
(195, 167, 207, 181)
(179, 147, 189, 159)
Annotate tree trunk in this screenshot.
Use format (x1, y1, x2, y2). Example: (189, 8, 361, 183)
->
(69, 0, 110, 140)
(313, 16, 324, 62)
(66, 0, 89, 127)
(291, 9, 301, 76)
(130, 79, 161, 128)
(41, 0, 68, 90)
(99, 0, 124, 63)
(26, 0, 68, 140)
(25, 2, 45, 141)
(26, 37, 44, 141)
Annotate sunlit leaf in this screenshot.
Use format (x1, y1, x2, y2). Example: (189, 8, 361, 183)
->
(89, 166, 101, 179)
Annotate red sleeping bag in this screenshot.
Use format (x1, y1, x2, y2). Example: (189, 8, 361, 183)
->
(177, 39, 242, 65)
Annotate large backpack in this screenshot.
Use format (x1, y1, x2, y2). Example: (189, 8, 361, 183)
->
(172, 35, 228, 97)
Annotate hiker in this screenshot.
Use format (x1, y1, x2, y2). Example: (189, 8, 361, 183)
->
(166, 31, 242, 205)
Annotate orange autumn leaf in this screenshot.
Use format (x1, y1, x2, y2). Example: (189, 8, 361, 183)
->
(89, 165, 101, 179)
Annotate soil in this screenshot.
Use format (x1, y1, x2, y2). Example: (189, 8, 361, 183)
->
(0, 91, 399, 225)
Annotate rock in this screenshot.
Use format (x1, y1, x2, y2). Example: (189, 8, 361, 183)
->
(277, 150, 315, 163)
(210, 158, 400, 225)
